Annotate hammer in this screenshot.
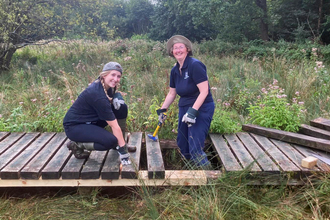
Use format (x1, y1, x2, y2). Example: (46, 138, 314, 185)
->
(147, 113, 166, 141)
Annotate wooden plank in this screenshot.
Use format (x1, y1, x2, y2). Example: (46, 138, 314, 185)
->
(270, 139, 319, 172)
(41, 139, 72, 179)
(0, 170, 207, 187)
(310, 117, 330, 131)
(1, 133, 56, 179)
(101, 149, 120, 179)
(0, 132, 10, 141)
(291, 144, 330, 172)
(121, 132, 143, 179)
(61, 154, 86, 179)
(251, 134, 300, 172)
(299, 124, 330, 140)
(146, 132, 165, 179)
(0, 132, 25, 155)
(0, 132, 40, 171)
(209, 134, 242, 171)
(224, 134, 261, 172)
(242, 124, 330, 153)
(19, 133, 66, 179)
(236, 132, 279, 172)
(81, 151, 107, 179)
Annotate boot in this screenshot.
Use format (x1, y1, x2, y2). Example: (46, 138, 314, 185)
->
(67, 141, 94, 159)
(117, 118, 136, 152)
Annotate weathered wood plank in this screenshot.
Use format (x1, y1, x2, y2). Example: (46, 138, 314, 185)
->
(270, 139, 318, 172)
(41, 139, 72, 179)
(299, 124, 330, 140)
(209, 134, 242, 171)
(0, 133, 40, 171)
(101, 149, 120, 179)
(61, 154, 86, 179)
(0, 132, 10, 141)
(81, 151, 108, 179)
(291, 144, 330, 172)
(146, 132, 165, 179)
(0, 132, 25, 155)
(242, 124, 330, 153)
(121, 132, 143, 179)
(19, 133, 66, 179)
(310, 117, 330, 131)
(1, 133, 56, 179)
(236, 132, 279, 172)
(251, 134, 300, 172)
(224, 134, 261, 172)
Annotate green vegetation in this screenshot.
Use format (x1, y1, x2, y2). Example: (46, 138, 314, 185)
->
(1, 38, 330, 138)
(1, 172, 330, 219)
(1, 38, 330, 219)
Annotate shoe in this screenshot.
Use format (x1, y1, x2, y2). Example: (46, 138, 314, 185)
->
(67, 141, 90, 159)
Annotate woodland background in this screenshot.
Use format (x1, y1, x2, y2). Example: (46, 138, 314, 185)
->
(1, 0, 330, 71)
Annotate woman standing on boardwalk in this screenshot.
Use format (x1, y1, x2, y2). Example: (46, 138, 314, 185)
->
(63, 62, 135, 165)
(157, 35, 215, 169)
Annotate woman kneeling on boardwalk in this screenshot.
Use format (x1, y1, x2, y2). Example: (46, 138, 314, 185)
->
(63, 62, 135, 165)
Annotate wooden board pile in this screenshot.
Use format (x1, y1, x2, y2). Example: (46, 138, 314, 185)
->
(242, 117, 330, 169)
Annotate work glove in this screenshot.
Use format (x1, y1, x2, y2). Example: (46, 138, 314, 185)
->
(113, 92, 125, 110)
(182, 107, 199, 127)
(116, 145, 131, 165)
(156, 108, 167, 124)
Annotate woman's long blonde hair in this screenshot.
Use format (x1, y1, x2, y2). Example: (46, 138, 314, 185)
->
(96, 71, 115, 102)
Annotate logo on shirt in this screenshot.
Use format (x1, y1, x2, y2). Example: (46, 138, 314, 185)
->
(184, 71, 189, 79)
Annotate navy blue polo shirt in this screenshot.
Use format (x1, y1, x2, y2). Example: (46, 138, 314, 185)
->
(170, 56, 213, 107)
(63, 80, 116, 126)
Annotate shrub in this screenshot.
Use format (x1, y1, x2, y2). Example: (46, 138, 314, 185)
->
(210, 106, 242, 134)
(247, 79, 306, 132)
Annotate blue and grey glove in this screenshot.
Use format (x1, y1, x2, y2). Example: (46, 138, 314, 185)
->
(182, 107, 199, 127)
(113, 92, 125, 110)
(116, 145, 131, 165)
(156, 108, 167, 124)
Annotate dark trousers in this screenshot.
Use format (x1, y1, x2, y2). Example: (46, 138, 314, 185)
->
(177, 102, 215, 166)
(64, 104, 127, 151)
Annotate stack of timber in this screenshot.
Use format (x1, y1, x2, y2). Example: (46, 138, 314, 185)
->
(242, 117, 330, 173)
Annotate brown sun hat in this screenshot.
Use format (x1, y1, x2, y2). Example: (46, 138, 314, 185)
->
(166, 35, 193, 57)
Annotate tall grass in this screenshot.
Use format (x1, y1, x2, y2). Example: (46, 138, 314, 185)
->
(1, 173, 330, 219)
(1, 38, 329, 137)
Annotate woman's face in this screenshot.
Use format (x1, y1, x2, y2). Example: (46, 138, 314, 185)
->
(103, 70, 122, 89)
(172, 43, 188, 62)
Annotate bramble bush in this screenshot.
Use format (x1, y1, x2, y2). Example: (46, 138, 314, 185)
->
(247, 79, 306, 132)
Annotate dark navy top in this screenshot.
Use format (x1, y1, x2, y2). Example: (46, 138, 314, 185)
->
(63, 80, 115, 126)
(170, 56, 213, 107)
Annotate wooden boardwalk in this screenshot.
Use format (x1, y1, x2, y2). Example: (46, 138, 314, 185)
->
(0, 121, 330, 187)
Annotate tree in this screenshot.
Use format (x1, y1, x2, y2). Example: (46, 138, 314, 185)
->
(255, 0, 269, 41)
(0, 0, 56, 71)
(125, 0, 154, 36)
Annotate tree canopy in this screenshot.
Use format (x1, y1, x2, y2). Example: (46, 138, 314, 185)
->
(1, 0, 330, 71)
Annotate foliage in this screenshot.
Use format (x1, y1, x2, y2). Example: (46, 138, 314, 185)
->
(248, 79, 306, 132)
(210, 106, 242, 134)
(2, 173, 330, 219)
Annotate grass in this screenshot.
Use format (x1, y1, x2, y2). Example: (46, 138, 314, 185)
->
(1, 38, 330, 219)
(1, 173, 330, 219)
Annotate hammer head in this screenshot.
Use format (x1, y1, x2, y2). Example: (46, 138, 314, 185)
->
(147, 134, 158, 142)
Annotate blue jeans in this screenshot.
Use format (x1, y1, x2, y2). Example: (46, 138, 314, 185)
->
(177, 102, 215, 166)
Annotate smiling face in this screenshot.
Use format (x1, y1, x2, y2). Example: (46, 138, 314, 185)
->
(102, 70, 122, 89)
(172, 43, 189, 63)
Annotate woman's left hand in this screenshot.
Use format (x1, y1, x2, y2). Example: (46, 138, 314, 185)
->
(113, 92, 125, 110)
(182, 107, 199, 127)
